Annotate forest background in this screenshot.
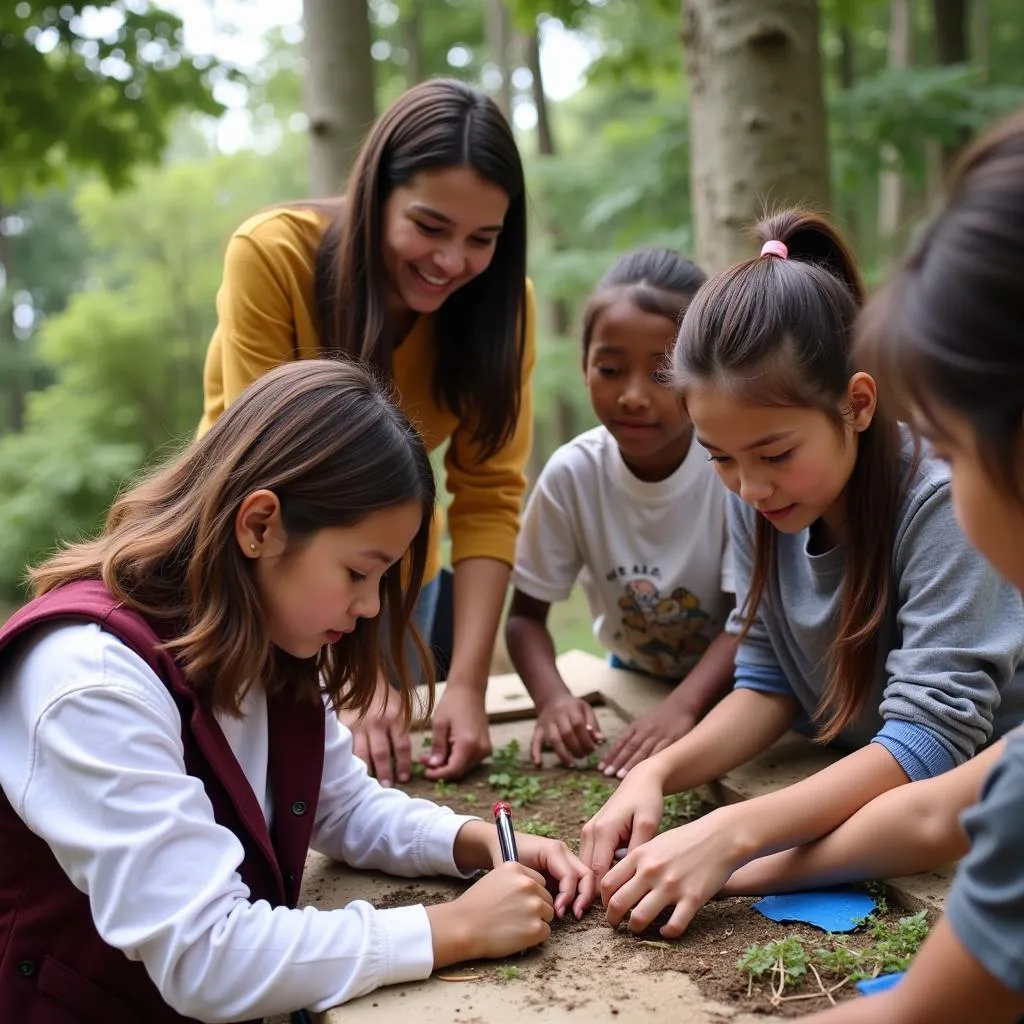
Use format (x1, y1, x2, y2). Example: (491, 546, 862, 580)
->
(1, 0, 1021, 649)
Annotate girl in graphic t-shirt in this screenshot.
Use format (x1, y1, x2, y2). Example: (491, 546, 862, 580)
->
(579, 205, 1024, 943)
(506, 249, 737, 776)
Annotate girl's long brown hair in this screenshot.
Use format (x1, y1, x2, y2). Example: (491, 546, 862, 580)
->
(312, 77, 528, 462)
(673, 209, 904, 743)
(30, 359, 437, 721)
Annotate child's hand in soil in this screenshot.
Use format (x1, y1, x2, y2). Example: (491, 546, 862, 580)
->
(597, 696, 698, 778)
(510, 833, 595, 919)
(427, 862, 554, 965)
(600, 806, 743, 938)
(579, 762, 665, 884)
(338, 672, 412, 787)
(530, 694, 603, 767)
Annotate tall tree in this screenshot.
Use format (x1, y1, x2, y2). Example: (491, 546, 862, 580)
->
(931, 0, 971, 163)
(302, 0, 376, 196)
(0, 1, 223, 199)
(878, 0, 912, 243)
(486, 0, 514, 121)
(681, 0, 831, 271)
(527, 27, 576, 448)
(0, 1, 223, 434)
(401, 0, 424, 85)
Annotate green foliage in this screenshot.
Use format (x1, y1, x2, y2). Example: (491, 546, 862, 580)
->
(496, 964, 520, 981)
(0, 1, 229, 198)
(519, 819, 558, 837)
(866, 909, 930, 973)
(660, 791, 705, 831)
(488, 771, 543, 806)
(737, 910, 931, 1000)
(491, 738, 522, 771)
(574, 776, 616, 821)
(831, 64, 1024, 188)
(737, 935, 809, 988)
(0, 143, 306, 597)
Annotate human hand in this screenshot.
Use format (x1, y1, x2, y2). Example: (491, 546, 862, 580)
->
(338, 674, 412, 787)
(530, 694, 603, 767)
(427, 862, 554, 966)
(601, 806, 744, 938)
(578, 761, 666, 884)
(598, 696, 697, 778)
(508, 832, 595, 920)
(425, 683, 492, 781)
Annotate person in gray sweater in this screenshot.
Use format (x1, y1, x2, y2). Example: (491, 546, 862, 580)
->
(775, 112, 1024, 1024)
(578, 204, 1024, 945)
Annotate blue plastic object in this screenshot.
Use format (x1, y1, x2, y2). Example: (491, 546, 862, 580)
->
(751, 889, 877, 933)
(856, 972, 905, 996)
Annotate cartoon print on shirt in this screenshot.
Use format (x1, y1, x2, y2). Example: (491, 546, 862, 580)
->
(615, 578, 711, 677)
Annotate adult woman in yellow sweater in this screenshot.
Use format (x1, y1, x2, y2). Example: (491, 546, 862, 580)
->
(198, 78, 535, 785)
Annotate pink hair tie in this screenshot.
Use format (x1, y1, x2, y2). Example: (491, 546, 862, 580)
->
(760, 240, 788, 259)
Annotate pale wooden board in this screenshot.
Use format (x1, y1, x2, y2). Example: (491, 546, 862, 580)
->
(302, 649, 955, 1021)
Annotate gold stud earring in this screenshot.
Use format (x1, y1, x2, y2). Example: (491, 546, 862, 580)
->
(249, 543, 257, 554)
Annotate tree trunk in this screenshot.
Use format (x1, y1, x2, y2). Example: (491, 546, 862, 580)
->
(878, 0, 912, 247)
(973, 0, 988, 84)
(528, 32, 555, 158)
(681, 0, 831, 273)
(834, 20, 859, 238)
(0, 206, 25, 433)
(930, 0, 971, 166)
(486, 0, 514, 122)
(302, 0, 376, 197)
(931, 0, 969, 64)
(527, 30, 575, 446)
(401, 0, 423, 85)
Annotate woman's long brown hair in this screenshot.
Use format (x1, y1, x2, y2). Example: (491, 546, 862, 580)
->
(312, 77, 528, 462)
(30, 359, 437, 721)
(673, 209, 904, 743)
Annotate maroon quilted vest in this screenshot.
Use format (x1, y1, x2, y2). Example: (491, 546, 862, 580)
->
(0, 580, 325, 1023)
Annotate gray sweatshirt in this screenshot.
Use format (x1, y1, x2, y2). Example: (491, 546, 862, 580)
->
(725, 432, 1024, 781)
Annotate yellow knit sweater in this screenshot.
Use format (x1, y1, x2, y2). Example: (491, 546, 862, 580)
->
(198, 206, 536, 583)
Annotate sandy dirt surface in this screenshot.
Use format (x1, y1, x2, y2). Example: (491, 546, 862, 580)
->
(303, 713, 925, 1023)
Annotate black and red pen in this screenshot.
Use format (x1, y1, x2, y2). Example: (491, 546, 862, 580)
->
(492, 801, 519, 863)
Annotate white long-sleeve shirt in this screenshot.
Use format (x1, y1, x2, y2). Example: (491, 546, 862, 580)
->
(0, 622, 474, 1022)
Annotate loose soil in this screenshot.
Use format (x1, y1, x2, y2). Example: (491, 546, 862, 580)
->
(390, 733, 929, 1018)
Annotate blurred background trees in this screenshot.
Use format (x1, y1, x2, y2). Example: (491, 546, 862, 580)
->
(1, 0, 1022, 600)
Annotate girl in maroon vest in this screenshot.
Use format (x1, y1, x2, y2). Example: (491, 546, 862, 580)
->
(0, 359, 593, 1023)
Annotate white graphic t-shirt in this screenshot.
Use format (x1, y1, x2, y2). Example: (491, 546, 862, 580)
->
(512, 426, 734, 680)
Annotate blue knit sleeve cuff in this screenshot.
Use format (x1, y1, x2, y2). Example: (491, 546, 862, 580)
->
(872, 720, 957, 782)
(734, 660, 793, 697)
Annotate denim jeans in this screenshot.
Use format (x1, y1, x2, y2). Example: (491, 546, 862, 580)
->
(383, 573, 441, 687)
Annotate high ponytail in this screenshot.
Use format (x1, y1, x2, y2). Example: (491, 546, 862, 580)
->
(673, 207, 903, 744)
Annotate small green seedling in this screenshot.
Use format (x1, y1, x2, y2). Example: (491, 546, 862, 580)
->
(496, 965, 520, 981)
(519, 819, 558, 837)
(433, 779, 455, 797)
(491, 739, 521, 771)
(735, 908, 932, 1004)
(660, 791, 704, 830)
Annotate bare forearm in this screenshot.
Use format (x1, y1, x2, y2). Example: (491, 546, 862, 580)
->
(448, 557, 510, 691)
(723, 743, 911, 867)
(506, 612, 570, 707)
(648, 688, 798, 794)
(724, 741, 1003, 895)
(670, 632, 738, 717)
